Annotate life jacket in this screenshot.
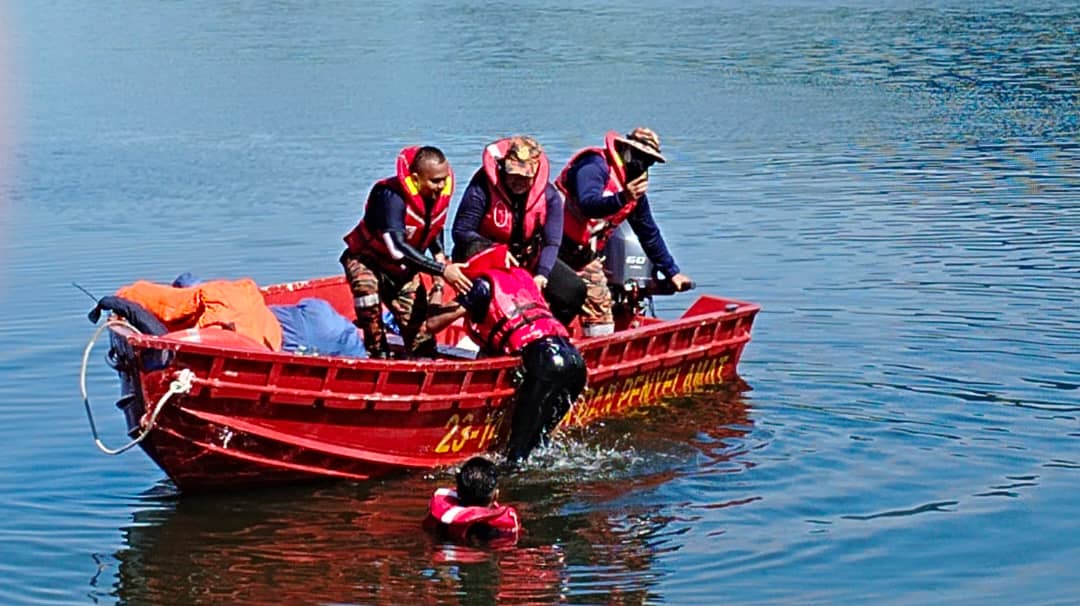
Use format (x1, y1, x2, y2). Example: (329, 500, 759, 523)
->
(114, 279, 282, 351)
(426, 487, 520, 544)
(475, 138, 550, 266)
(343, 146, 453, 277)
(556, 131, 639, 255)
(463, 260, 568, 355)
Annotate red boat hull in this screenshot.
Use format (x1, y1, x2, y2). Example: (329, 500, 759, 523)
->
(107, 276, 758, 491)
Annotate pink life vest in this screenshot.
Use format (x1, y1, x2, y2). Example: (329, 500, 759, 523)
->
(425, 487, 520, 543)
(343, 146, 453, 277)
(461, 249, 568, 354)
(556, 131, 640, 255)
(475, 138, 550, 265)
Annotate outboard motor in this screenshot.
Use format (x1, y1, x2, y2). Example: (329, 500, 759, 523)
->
(602, 222, 655, 291)
(602, 222, 664, 326)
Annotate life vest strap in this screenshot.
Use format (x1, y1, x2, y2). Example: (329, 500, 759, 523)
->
(490, 304, 554, 353)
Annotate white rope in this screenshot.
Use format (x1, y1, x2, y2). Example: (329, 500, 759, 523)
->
(79, 319, 196, 455)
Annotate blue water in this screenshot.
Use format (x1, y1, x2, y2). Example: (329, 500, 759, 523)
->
(2, 1, 1079, 604)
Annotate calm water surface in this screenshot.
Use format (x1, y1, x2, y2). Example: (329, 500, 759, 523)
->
(2, 1, 1079, 604)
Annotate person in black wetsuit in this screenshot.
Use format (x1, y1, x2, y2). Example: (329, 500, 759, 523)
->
(426, 243, 587, 465)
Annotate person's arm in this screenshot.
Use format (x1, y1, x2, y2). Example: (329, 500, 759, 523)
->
(383, 231, 445, 275)
(423, 278, 492, 335)
(626, 195, 680, 277)
(370, 190, 471, 290)
(424, 303, 467, 335)
(534, 185, 564, 279)
(451, 172, 491, 260)
(569, 154, 627, 218)
(368, 188, 445, 276)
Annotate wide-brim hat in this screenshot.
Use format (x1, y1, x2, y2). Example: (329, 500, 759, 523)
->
(614, 128, 667, 163)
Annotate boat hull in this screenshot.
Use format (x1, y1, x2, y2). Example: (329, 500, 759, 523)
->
(107, 276, 758, 491)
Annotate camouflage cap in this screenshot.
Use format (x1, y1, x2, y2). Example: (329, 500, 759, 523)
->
(503, 136, 543, 177)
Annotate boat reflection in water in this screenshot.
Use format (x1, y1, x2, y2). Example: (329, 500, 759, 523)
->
(109, 384, 754, 605)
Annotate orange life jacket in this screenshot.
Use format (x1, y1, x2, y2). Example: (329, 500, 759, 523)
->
(343, 146, 453, 277)
(556, 131, 639, 255)
(424, 487, 520, 544)
(114, 279, 283, 351)
(475, 138, 550, 265)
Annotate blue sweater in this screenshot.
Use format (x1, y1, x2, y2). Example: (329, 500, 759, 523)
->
(563, 154, 679, 277)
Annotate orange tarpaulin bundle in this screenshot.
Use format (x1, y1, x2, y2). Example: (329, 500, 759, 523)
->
(115, 278, 283, 351)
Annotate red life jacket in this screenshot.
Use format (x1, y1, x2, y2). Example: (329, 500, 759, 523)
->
(475, 138, 550, 265)
(425, 487, 520, 544)
(464, 264, 568, 355)
(556, 131, 640, 255)
(343, 146, 453, 277)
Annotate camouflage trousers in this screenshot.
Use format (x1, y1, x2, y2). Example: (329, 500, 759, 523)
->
(339, 250, 436, 358)
(578, 258, 614, 336)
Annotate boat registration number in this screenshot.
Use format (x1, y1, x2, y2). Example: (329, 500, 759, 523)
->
(434, 413, 499, 454)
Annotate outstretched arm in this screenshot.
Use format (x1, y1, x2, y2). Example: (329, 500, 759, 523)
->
(424, 279, 491, 335)
(369, 190, 472, 291)
(368, 188, 444, 275)
(424, 303, 467, 335)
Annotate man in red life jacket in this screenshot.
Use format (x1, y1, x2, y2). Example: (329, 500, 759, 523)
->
(424, 456, 520, 545)
(426, 243, 587, 465)
(556, 128, 694, 336)
(451, 136, 586, 327)
(340, 146, 473, 358)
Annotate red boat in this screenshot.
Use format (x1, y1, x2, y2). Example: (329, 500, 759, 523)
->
(83, 273, 758, 492)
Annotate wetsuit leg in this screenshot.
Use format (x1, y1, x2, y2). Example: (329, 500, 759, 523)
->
(506, 336, 588, 464)
(538, 336, 586, 442)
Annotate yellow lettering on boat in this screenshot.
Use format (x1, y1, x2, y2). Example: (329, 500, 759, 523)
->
(663, 366, 681, 396)
(639, 372, 655, 403)
(435, 412, 498, 454)
(434, 413, 461, 454)
(567, 356, 730, 425)
(449, 413, 476, 452)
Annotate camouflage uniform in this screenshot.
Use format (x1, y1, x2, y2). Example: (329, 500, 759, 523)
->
(578, 257, 614, 336)
(340, 251, 436, 358)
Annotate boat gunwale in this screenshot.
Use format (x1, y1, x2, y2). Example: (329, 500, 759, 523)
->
(111, 294, 759, 374)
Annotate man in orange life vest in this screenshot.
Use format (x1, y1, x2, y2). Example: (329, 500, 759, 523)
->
(340, 146, 473, 358)
(451, 136, 586, 327)
(427, 243, 587, 465)
(424, 456, 520, 545)
(556, 128, 694, 336)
